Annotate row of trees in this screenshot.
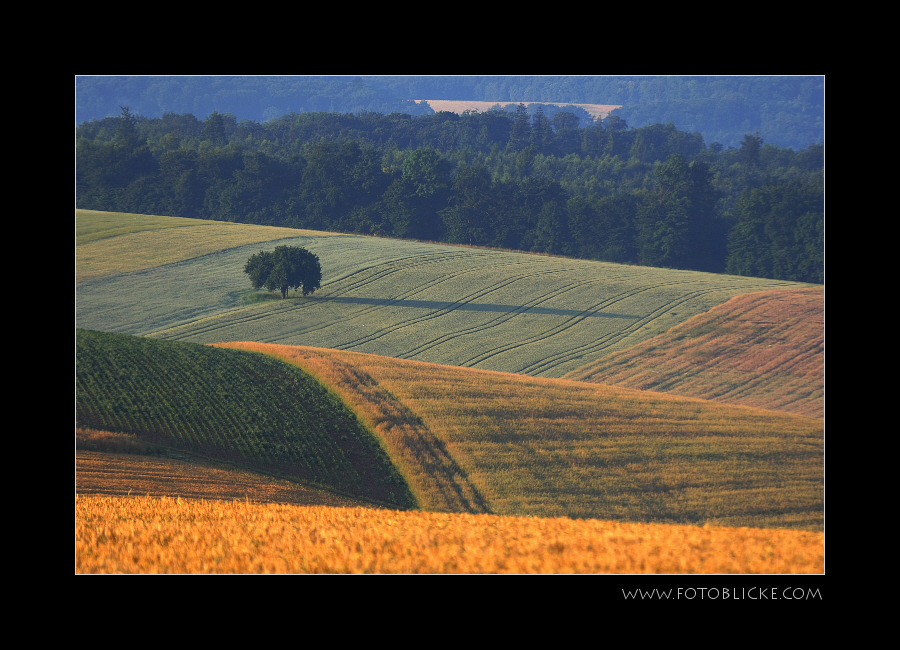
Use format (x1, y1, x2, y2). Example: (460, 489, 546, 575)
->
(76, 106, 824, 283)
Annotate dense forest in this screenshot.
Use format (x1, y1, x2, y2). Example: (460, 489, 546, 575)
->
(75, 105, 824, 283)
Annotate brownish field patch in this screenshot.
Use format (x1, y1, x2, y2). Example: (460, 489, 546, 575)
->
(564, 286, 824, 418)
(416, 100, 622, 121)
(76, 450, 371, 508)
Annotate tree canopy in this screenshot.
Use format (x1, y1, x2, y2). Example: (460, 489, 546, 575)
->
(77, 106, 824, 284)
(244, 246, 322, 298)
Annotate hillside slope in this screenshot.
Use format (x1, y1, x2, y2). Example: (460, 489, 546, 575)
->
(75, 329, 414, 508)
(222, 342, 825, 531)
(76, 211, 809, 378)
(565, 287, 824, 418)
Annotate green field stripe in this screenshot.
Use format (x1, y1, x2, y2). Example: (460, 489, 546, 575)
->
(75, 329, 417, 506)
(330, 265, 578, 352)
(455, 279, 673, 370)
(398, 280, 586, 360)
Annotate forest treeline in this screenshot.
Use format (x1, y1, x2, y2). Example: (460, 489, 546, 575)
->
(76, 106, 824, 283)
(75, 76, 825, 150)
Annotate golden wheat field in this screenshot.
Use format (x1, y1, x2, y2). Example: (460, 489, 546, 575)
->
(75, 495, 824, 574)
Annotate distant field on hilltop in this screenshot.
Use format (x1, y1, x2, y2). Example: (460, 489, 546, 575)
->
(565, 287, 825, 418)
(414, 100, 622, 121)
(222, 342, 825, 531)
(76, 210, 809, 378)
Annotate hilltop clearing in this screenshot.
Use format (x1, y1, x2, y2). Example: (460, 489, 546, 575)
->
(565, 287, 824, 418)
(414, 100, 622, 121)
(221, 342, 824, 531)
(76, 211, 808, 378)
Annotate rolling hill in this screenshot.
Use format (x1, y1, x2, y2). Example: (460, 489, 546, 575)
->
(220, 342, 824, 531)
(75, 210, 810, 379)
(75, 209, 824, 572)
(75, 328, 415, 508)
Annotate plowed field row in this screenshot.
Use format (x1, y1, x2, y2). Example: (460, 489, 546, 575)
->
(216, 342, 490, 515)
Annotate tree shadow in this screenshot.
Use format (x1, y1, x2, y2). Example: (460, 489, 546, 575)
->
(316, 296, 636, 319)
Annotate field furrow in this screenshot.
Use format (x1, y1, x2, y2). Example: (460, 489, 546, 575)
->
(216, 342, 491, 515)
(564, 287, 824, 418)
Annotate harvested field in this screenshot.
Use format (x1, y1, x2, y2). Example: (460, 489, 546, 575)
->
(75, 495, 825, 574)
(113, 237, 802, 378)
(565, 286, 824, 418)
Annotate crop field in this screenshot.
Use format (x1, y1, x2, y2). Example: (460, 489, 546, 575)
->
(565, 287, 825, 418)
(76, 449, 370, 508)
(75, 209, 825, 573)
(75, 210, 333, 282)
(75, 329, 414, 508)
(75, 495, 824, 574)
(76, 210, 808, 378)
(221, 342, 825, 531)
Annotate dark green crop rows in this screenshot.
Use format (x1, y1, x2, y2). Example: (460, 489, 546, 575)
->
(75, 329, 415, 508)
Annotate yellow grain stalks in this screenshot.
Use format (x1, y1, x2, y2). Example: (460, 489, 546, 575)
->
(75, 495, 824, 574)
(220, 343, 824, 531)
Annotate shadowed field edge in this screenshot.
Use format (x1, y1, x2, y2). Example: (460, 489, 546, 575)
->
(214, 342, 491, 515)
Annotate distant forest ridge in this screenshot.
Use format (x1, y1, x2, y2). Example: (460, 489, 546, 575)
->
(75, 75, 824, 151)
(417, 100, 622, 121)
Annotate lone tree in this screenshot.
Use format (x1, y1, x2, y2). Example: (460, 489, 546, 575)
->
(244, 246, 322, 298)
